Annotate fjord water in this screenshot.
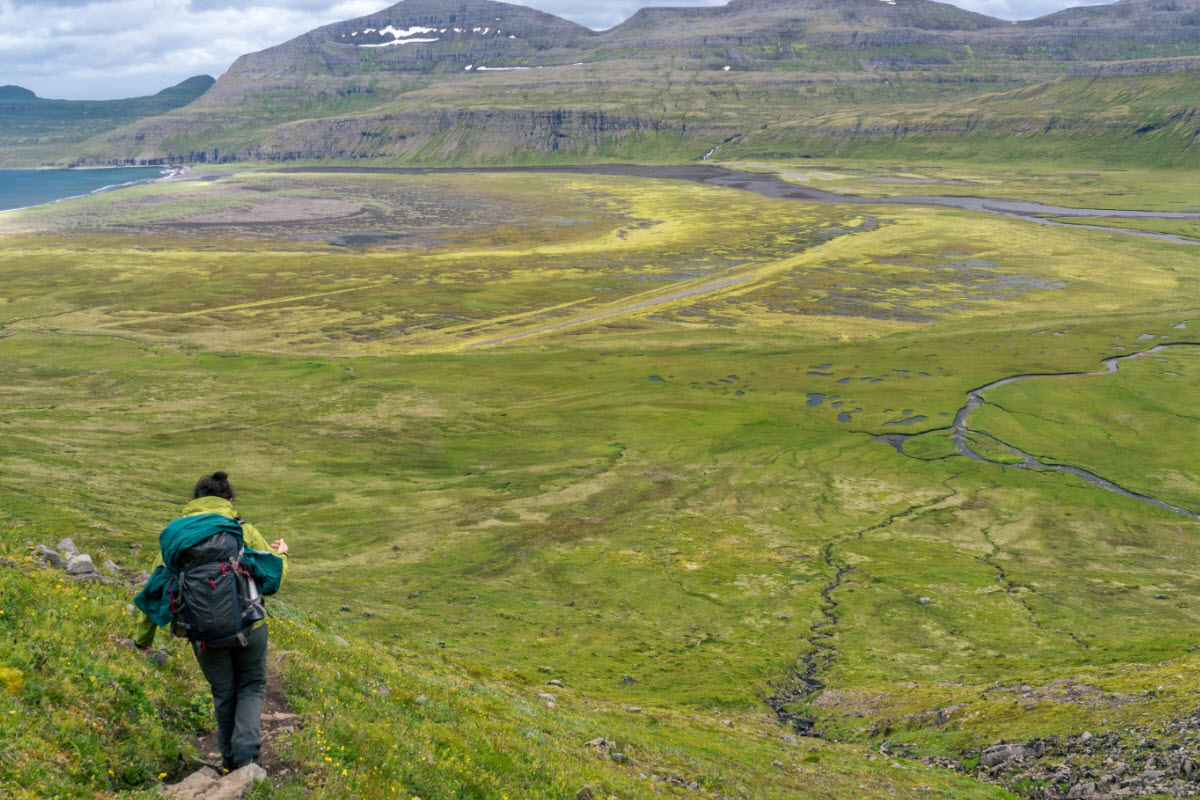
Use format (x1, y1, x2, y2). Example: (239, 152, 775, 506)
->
(0, 167, 168, 212)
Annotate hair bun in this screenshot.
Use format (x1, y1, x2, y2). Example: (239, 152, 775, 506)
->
(213, 471, 229, 482)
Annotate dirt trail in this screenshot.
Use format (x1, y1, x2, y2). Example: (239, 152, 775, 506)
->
(192, 662, 301, 777)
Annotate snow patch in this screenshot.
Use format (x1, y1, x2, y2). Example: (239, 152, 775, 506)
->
(476, 65, 532, 71)
(723, 65, 731, 71)
(360, 37, 440, 47)
(379, 25, 438, 38)
(465, 64, 474, 70)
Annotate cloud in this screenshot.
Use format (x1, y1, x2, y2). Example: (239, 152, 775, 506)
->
(0, 0, 1116, 100)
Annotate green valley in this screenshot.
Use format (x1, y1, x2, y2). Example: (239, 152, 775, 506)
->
(1, 161, 1199, 799)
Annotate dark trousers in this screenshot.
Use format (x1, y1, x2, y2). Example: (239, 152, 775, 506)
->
(193, 624, 268, 769)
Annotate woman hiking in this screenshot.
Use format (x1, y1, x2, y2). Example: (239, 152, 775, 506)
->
(134, 471, 289, 773)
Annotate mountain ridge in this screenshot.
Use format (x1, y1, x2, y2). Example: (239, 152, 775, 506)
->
(30, 0, 1200, 167)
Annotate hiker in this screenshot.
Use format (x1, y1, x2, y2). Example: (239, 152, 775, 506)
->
(133, 471, 289, 772)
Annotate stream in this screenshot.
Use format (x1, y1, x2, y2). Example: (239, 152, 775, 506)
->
(276, 164, 1200, 245)
(881, 343, 1200, 519)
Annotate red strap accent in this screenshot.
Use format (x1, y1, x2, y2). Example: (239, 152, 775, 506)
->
(208, 579, 218, 589)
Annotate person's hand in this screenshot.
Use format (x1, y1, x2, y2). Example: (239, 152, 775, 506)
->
(271, 539, 289, 555)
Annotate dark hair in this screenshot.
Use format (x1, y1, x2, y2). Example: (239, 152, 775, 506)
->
(194, 471, 236, 500)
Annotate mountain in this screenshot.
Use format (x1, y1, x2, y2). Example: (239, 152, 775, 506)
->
(0, 75, 215, 167)
(50, 0, 1200, 167)
(0, 85, 38, 101)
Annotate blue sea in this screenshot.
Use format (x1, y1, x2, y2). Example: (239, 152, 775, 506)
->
(0, 167, 171, 213)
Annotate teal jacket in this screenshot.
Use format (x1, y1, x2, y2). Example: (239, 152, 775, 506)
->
(134, 497, 286, 648)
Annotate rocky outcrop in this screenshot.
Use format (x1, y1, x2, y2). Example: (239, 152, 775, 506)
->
(31, 539, 116, 584)
(967, 712, 1200, 799)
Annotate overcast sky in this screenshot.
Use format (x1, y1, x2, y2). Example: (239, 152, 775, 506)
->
(1, 0, 1114, 100)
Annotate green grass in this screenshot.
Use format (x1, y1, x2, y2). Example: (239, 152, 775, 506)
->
(721, 72, 1200, 170)
(2, 167, 1199, 797)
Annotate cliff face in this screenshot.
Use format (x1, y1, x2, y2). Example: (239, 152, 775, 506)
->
(60, 0, 1200, 167)
(108, 108, 718, 165)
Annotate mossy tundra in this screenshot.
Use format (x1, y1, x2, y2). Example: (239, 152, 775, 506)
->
(1, 166, 1198, 799)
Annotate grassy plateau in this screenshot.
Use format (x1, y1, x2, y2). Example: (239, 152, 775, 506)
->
(1, 163, 1198, 799)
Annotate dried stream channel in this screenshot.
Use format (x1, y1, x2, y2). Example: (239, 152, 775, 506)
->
(277, 165, 1200, 245)
(880, 343, 1200, 520)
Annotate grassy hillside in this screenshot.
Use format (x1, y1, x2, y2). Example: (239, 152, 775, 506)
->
(720, 70, 1200, 168)
(2, 168, 1200, 798)
(0, 528, 1015, 800)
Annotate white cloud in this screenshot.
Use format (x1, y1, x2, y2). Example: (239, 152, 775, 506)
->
(0, 0, 1118, 100)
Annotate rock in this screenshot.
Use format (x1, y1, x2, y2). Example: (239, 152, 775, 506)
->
(1142, 769, 1166, 780)
(56, 538, 80, 557)
(164, 767, 221, 799)
(980, 743, 1037, 767)
(771, 760, 785, 768)
(610, 752, 629, 764)
(622, 675, 636, 685)
(339, 605, 351, 612)
(209, 763, 269, 800)
(407, 590, 420, 599)
(101, 560, 120, 575)
(537, 693, 556, 702)
(262, 712, 302, 725)
(331, 635, 348, 646)
(918, 596, 933, 605)
(548, 679, 564, 687)
(0, 557, 18, 569)
(576, 786, 595, 800)
(538, 666, 553, 673)
(414, 694, 427, 704)
(118, 638, 137, 650)
(39, 552, 67, 569)
(66, 554, 97, 576)
(783, 734, 797, 744)
(162, 764, 268, 799)
(1081, 731, 1093, 742)
(585, 737, 613, 749)
(148, 650, 170, 667)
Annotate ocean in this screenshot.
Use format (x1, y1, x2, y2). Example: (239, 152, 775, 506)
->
(0, 167, 171, 213)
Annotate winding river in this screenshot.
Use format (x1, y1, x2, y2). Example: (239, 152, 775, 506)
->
(884, 343, 1200, 519)
(277, 164, 1200, 245)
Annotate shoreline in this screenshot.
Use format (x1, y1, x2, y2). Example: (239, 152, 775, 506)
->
(0, 165, 180, 215)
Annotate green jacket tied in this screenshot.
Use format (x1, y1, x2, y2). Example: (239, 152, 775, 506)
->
(134, 497, 286, 648)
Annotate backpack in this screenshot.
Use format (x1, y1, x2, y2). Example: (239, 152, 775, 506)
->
(167, 523, 266, 648)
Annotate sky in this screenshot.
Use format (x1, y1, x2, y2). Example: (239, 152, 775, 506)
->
(0, 0, 1115, 101)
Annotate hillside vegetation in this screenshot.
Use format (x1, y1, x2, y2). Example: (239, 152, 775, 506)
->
(721, 70, 1200, 167)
